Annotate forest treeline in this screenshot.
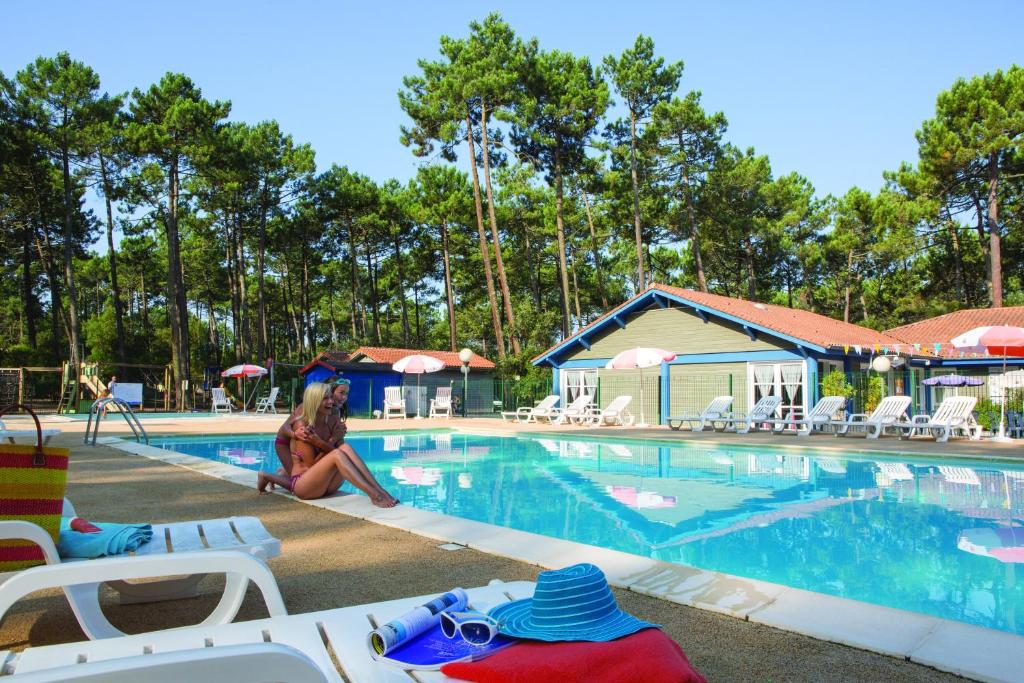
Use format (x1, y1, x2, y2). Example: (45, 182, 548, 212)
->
(1, 14, 1022, 408)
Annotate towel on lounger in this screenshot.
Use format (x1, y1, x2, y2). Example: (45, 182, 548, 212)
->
(440, 628, 706, 683)
(56, 516, 153, 559)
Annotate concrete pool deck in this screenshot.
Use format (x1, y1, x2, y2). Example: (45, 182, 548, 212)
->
(5, 413, 1024, 681)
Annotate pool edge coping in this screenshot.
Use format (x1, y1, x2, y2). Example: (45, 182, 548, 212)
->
(105, 434, 1024, 683)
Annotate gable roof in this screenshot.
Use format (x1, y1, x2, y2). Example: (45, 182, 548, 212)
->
(348, 346, 494, 369)
(298, 351, 352, 375)
(886, 306, 1024, 344)
(533, 283, 903, 366)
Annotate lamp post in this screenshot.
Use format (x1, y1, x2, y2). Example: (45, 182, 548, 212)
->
(459, 348, 473, 417)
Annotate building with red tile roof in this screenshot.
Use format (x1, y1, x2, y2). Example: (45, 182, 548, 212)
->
(346, 346, 494, 369)
(886, 306, 1024, 345)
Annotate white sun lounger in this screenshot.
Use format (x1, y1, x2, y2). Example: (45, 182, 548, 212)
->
(833, 395, 912, 439)
(382, 386, 407, 419)
(0, 417, 60, 445)
(588, 395, 635, 426)
(0, 578, 536, 681)
(0, 498, 281, 640)
(554, 394, 595, 425)
(897, 396, 981, 443)
(666, 396, 734, 431)
(501, 394, 560, 423)
(761, 396, 847, 437)
(710, 396, 782, 434)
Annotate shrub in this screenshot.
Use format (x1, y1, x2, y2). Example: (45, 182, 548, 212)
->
(821, 370, 854, 399)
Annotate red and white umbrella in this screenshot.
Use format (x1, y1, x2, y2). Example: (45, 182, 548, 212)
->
(221, 363, 268, 378)
(220, 364, 268, 411)
(605, 347, 677, 427)
(952, 326, 1024, 440)
(392, 354, 445, 417)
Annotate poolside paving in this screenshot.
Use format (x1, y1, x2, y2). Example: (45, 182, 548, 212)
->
(2, 414, 1010, 681)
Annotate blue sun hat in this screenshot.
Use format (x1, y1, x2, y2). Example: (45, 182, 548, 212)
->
(488, 563, 658, 642)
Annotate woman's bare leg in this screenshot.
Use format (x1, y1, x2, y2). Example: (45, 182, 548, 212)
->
(293, 450, 397, 507)
(257, 471, 293, 494)
(274, 442, 294, 475)
(337, 443, 397, 503)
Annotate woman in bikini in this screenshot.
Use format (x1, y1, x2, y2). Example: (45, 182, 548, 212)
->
(258, 382, 397, 506)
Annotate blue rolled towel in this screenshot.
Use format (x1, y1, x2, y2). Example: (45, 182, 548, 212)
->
(56, 516, 153, 559)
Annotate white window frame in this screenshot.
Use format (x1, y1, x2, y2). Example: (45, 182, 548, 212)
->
(561, 369, 598, 403)
(747, 362, 807, 418)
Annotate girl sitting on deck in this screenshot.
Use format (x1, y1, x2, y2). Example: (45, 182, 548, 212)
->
(257, 382, 397, 507)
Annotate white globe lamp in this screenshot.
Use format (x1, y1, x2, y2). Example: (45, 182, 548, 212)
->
(871, 355, 892, 373)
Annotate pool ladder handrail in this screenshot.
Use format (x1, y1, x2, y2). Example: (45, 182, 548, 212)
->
(85, 398, 149, 446)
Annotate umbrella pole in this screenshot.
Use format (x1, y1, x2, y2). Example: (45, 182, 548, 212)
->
(637, 367, 647, 428)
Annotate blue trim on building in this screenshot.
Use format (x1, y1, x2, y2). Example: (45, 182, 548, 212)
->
(532, 288, 830, 367)
(666, 350, 806, 364)
(660, 364, 670, 425)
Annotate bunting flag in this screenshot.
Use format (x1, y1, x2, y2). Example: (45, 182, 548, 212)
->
(873, 344, 880, 353)
(853, 344, 862, 354)
(913, 344, 921, 352)
(843, 345, 849, 354)
(934, 343, 942, 354)
(882, 346, 889, 355)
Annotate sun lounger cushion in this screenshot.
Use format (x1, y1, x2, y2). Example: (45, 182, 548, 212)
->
(440, 628, 706, 683)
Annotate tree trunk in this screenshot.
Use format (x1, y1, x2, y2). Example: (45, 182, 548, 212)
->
(225, 222, 241, 359)
(743, 233, 756, 301)
(479, 100, 519, 353)
(346, 220, 365, 339)
(465, 112, 505, 357)
(139, 269, 149, 334)
(553, 146, 573, 336)
(440, 220, 458, 352)
(35, 227, 68, 360)
(569, 240, 582, 323)
(972, 194, 992, 303)
(679, 149, 708, 292)
(257, 185, 270, 359)
(579, 187, 609, 309)
(987, 153, 1003, 307)
(302, 253, 315, 354)
(844, 249, 853, 324)
(60, 148, 82, 367)
(97, 152, 128, 362)
(165, 157, 189, 410)
(629, 110, 646, 289)
(21, 224, 37, 347)
(364, 237, 382, 343)
(235, 212, 249, 360)
(392, 231, 410, 345)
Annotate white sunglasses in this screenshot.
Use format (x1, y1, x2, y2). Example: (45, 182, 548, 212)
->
(439, 610, 500, 645)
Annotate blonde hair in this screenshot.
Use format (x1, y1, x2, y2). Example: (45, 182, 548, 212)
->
(301, 382, 331, 429)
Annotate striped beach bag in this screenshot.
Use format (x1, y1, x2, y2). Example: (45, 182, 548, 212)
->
(0, 405, 69, 571)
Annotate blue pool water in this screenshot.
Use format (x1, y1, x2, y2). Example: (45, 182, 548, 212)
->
(151, 431, 1024, 636)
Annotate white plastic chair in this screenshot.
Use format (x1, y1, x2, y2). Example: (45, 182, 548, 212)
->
(897, 396, 981, 443)
(555, 394, 595, 425)
(667, 396, 734, 431)
(210, 388, 234, 414)
(711, 395, 782, 434)
(0, 578, 537, 681)
(428, 387, 453, 419)
(589, 395, 635, 426)
(254, 387, 280, 414)
(762, 396, 847, 437)
(0, 417, 60, 444)
(0, 498, 281, 640)
(382, 386, 406, 419)
(833, 395, 912, 439)
(501, 395, 560, 423)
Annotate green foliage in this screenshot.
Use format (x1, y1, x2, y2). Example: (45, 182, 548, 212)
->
(821, 370, 854, 399)
(864, 375, 885, 413)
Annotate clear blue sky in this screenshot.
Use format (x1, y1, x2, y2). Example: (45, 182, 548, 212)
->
(6, 1, 1023, 204)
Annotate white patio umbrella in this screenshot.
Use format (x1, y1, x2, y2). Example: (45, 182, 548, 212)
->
(605, 347, 677, 428)
(951, 325, 1024, 442)
(392, 354, 445, 418)
(221, 363, 268, 411)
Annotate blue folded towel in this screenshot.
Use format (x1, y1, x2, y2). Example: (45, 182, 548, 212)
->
(56, 517, 154, 559)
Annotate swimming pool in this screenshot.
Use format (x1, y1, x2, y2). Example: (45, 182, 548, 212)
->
(151, 430, 1024, 636)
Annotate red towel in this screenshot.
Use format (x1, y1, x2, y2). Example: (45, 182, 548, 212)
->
(440, 628, 706, 683)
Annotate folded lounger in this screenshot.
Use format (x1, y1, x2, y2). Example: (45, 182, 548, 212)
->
(760, 396, 848, 437)
(666, 396, 734, 431)
(0, 575, 536, 682)
(0, 498, 281, 640)
(0, 417, 60, 444)
(832, 395, 912, 439)
(709, 396, 782, 434)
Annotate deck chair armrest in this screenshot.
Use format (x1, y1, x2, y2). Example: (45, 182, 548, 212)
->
(0, 520, 62, 564)
(17, 643, 329, 683)
(0, 550, 287, 625)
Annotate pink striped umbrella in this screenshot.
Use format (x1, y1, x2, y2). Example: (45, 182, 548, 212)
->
(952, 326, 1024, 440)
(220, 363, 268, 378)
(958, 527, 1024, 564)
(605, 348, 677, 427)
(392, 354, 445, 417)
